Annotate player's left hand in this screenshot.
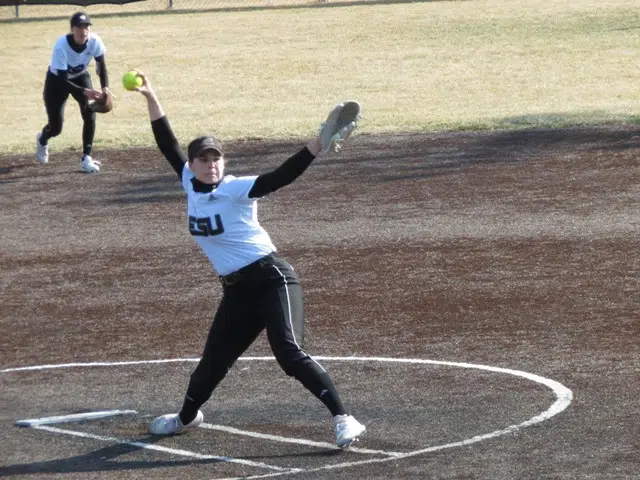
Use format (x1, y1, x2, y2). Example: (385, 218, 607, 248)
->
(318, 101, 361, 154)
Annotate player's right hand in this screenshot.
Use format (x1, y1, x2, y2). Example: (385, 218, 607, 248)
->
(133, 72, 155, 98)
(84, 88, 103, 101)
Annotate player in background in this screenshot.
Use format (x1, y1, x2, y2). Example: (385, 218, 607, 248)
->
(133, 72, 366, 448)
(35, 11, 108, 173)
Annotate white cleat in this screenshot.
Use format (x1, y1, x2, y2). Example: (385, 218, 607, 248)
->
(36, 133, 49, 164)
(148, 410, 203, 435)
(81, 154, 101, 173)
(334, 414, 366, 448)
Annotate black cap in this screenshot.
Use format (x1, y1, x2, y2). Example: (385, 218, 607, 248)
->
(188, 136, 224, 161)
(70, 12, 92, 28)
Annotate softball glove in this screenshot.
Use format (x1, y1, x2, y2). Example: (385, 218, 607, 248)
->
(88, 91, 114, 114)
(319, 100, 361, 153)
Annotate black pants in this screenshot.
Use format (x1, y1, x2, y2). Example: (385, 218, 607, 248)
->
(182, 254, 346, 418)
(40, 70, 96, 156)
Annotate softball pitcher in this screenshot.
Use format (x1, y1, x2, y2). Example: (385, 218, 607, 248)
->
(35, 11, 108, 173)
(134, 73, 365, 447)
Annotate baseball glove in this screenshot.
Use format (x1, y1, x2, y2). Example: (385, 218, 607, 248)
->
(88, 91, 114, 114)
(319, 100, 361, 153)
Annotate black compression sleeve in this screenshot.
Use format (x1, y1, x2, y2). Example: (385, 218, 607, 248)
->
(56, 69, 84, 95)
(151, 116, 187, 179)
(94, 55, 109, 89)
(249, 147, 316, 198)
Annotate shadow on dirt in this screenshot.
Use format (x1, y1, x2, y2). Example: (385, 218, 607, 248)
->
(0, 433, 338, 476)
(0, 435, 218, 476)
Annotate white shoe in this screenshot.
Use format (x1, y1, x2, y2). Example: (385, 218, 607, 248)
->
(36, 133, 49, 164)
(81, 155, 101, 173)
(334, 414, 366, 448)
(148, 410, 203, 435)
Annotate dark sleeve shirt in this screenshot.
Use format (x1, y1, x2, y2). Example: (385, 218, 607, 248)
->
(94, 55, 109, 89)
(54, 69, 85, 95)
(151, 116, 188, 178)
(150, 116, 317, 196)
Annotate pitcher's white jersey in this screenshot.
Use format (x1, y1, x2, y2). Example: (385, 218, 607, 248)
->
(48, 33, 106, 79)
(182, 166, 276, 275)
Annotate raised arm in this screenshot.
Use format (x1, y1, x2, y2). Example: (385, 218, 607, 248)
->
(134, 72, 187, 178)
(249, 100, 360, 198)
(249, 137, 321, 198)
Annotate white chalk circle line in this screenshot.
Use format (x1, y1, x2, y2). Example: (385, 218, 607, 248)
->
(2, 355, 573, 479)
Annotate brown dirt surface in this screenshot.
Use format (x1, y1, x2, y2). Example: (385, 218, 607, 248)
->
(1, 126, 638, 479)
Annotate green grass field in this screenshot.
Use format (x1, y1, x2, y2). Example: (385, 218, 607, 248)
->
(0, 0, 638, 155)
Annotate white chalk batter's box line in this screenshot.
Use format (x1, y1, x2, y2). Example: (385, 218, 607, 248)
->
(7, 356, 573, 479)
